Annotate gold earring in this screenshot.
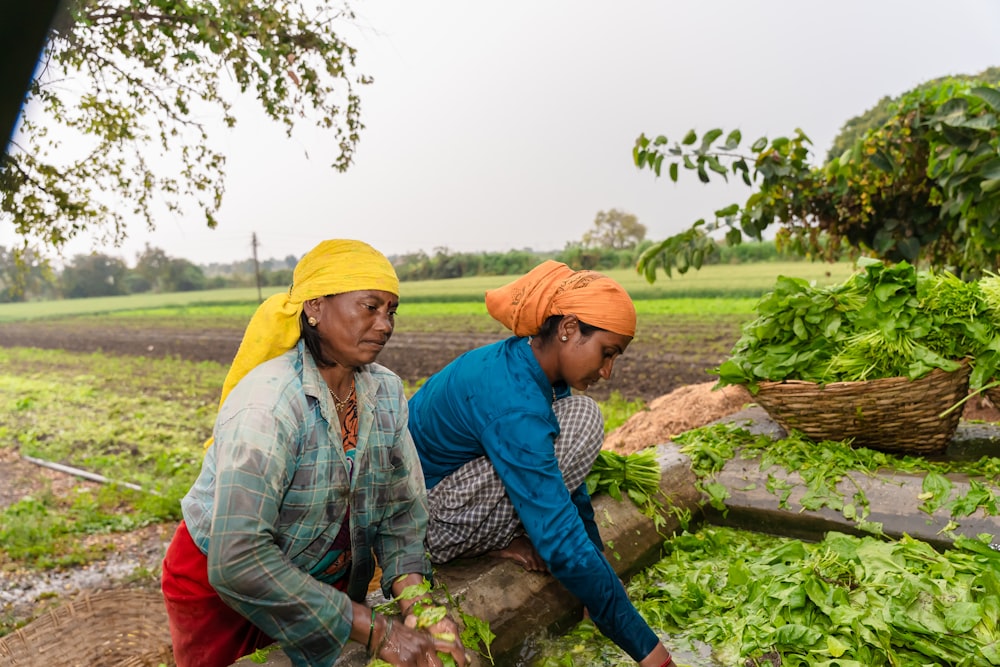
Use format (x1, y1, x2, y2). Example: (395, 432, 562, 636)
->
(308, 316, 318, 327)
(561, 335, 568, 341)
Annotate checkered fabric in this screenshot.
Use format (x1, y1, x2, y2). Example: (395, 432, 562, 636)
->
(425, 395, 604, 562)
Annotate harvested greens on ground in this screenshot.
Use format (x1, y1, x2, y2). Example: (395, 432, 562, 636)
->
(713, 258, 1000, 393)
(673, 423, 1000, 536)
(531, 526, 1000, 667)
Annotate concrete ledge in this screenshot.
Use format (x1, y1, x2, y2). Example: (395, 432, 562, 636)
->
(713, 407, 1000, 549)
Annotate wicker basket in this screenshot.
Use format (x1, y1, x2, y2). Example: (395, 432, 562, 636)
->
(0, 589, 174, 667)
(752, 362, 971, 455)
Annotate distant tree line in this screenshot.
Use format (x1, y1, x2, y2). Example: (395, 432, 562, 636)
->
(0, 244, 299, 303)
(0, 209, 803, 302)
(0, 240, 799, 303)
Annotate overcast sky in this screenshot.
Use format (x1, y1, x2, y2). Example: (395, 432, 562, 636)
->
(16, 0, 1000, 267)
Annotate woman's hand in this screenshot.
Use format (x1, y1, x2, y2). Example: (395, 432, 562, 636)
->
(377, 615, 468, 666)
(403, 612, 466, 666)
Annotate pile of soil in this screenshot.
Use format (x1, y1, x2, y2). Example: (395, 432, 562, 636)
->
(603, 383, 754, 454)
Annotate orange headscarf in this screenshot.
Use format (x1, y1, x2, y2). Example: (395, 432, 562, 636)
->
(485, 260, 636, 337)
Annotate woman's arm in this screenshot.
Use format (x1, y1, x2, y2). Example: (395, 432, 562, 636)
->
(206, 400, 355, 661)
(482, 414, 661, 663)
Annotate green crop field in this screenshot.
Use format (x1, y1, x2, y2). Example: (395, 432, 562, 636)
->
(0, 260, 856, 323)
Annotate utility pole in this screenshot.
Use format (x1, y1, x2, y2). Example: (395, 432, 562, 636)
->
(252, 232, 263, 303)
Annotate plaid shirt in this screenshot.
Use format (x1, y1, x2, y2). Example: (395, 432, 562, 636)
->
(181, 341, 430, 665)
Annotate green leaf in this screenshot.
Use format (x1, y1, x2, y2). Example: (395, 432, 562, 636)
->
(750, 136, 768, 152)
(982, 178, 1000, 193)
(723, 129, 742, 150)
(706, 155, 728, 176)
(703, 481, 729, 510)
(398, 580, 432, 600)
(715, 203, 739, 218)
(699, 128, 723, 153)
(944, 601, 983, 633)
(979, 157, 1000, 180)
(682, 130, 697, 145)
(774, 623, 822, 646)
(972, 86, 1000, 111)
(669, 162, 679, 182)
(869, 149, 894, 172)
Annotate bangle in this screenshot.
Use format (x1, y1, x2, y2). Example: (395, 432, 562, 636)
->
(659, 654, 674, 667)
(375, 617, 394, 657)
(365, 609, 377, 656)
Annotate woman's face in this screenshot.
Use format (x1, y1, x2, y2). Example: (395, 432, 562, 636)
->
(309, 290, 398, 366)
(558, 327, 632, 392)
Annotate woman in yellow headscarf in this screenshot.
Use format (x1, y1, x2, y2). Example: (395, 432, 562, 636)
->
(408, 260, 676, 667)
(161, 240, 465, 667)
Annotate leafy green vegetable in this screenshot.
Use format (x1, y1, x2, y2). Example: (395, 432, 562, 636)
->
(381, 577, 494, 666)
(586, 449, 664, 528)
(533, 526, 1000, 666)
(714, 259, 1000, 393)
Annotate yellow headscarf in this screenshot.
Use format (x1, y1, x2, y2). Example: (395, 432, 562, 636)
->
(204, 239, 398, 450)
(484, 260, 636, 337)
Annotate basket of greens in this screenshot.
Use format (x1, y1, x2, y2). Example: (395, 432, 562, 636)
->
(713, 259, 1000, 455)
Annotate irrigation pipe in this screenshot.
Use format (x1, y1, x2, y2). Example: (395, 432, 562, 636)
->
(20, 454, 159, 495)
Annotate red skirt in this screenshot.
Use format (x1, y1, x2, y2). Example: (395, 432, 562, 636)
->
(161, 521, 272, 667)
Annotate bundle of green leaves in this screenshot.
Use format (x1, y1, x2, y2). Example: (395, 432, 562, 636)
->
(713, 258, 1000, 393)
(588, 447, 661, 500)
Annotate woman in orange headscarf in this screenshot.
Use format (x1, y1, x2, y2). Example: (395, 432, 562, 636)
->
(408, 260, 676, 667)
(161, 240, 465, 667)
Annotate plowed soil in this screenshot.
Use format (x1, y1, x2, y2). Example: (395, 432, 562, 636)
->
(0, 314, 744, 403)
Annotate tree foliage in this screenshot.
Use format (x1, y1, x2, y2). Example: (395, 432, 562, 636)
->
(581, 209, 647, 250)
(0, 246, 57, 302)
(632, 77, 1000, 282)
(826, 66, 1000, 162)
(60, 252, 129, 298)
(134, 243, 206, 292)
(2, 0, 367, 255)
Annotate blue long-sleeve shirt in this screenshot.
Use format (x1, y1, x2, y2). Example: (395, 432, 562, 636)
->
(408, 336, 658, 662)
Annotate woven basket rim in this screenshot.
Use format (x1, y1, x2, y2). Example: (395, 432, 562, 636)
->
(755, 359, 970, 391)
(0, 588, 174, 667)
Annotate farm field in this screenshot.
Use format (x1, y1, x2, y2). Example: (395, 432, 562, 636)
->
(0, 261, 857, 402)
(0, 310, 744, 404)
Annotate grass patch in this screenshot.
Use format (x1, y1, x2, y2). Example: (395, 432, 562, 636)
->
(0, 348, 222, 568)
(600, 391, 646, 433)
